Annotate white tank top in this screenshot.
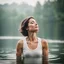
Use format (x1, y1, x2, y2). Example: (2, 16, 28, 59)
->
(22, 37, 42, 64)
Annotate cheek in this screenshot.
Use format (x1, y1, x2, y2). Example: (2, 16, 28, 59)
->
(29, 26, 34, 30)
(28, 25, 39, 31)
(28, 25, 34, 29)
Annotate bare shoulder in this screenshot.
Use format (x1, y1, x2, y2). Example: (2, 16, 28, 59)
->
(16, 39, 23, 49)
(16, 39, 23, 56)
(41, 39, 48, 48)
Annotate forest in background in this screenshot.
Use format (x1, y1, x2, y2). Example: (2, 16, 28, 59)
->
(0, 0, 64, 40)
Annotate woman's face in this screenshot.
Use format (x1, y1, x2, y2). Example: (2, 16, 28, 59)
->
(27, 18, 39, 32)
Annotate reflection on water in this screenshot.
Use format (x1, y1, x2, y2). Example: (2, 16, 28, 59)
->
(0, 36, 64, 64)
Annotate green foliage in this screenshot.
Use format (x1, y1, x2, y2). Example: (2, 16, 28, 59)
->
(33, 0, 64, 40)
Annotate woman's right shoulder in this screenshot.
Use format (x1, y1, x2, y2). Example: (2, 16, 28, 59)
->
(17, 39, 23, 44)
(16, 39, 23, 48)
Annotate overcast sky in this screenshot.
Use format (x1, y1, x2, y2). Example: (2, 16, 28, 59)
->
(0, 0, 46, 6)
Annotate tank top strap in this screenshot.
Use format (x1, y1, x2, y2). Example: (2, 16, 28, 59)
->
(38, 37, 42, 49)
(23, 37, 27, 49)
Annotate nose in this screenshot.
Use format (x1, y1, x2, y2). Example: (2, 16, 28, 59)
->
(35, 23, 38, 27)
(35, 23, 38, 25)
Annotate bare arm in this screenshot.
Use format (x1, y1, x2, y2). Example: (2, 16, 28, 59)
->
(16, 40, 23, 64)
(42, 39, 49, 64)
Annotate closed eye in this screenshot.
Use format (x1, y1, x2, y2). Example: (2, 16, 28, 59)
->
(30, 21, 34, 24)
(30, 21, 37, 24)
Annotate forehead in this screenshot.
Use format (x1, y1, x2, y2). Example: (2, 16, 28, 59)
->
(29, 18, 36, 23)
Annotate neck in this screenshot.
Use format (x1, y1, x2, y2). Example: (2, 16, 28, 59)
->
(27, 32, 37, 41)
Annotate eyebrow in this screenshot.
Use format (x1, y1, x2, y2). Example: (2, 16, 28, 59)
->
(30, 20, 36, 23)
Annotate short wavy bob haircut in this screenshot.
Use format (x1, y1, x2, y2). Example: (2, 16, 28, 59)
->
(19, 16, 34, 36)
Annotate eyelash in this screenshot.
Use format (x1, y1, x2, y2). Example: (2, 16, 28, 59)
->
(31, 22, 34, 24)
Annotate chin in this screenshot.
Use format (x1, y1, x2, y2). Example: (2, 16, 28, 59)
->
(31, 30, 38, 33)
(36, 28, 39, 31)
(30, 28, 39, 32)
(34, 29, 39, 32)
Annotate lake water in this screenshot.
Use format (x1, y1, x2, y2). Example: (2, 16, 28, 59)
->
(0, 36, 64, 64)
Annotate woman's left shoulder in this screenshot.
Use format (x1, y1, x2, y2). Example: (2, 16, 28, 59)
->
(41, 38, 48, 47)
(42, 39, 48, 43)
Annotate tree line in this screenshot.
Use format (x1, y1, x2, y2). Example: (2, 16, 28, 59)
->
(0, 0, 64, 40)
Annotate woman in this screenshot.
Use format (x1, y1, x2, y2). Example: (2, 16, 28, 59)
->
(16, 16, 48, 64)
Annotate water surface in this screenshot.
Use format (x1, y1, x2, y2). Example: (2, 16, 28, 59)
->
(0, 36, 64, 64)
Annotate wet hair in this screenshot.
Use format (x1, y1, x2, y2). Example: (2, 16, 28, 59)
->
(19, 16, 34, 36)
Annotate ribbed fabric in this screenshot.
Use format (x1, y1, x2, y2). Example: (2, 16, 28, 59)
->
(22, 37, 42, 64)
